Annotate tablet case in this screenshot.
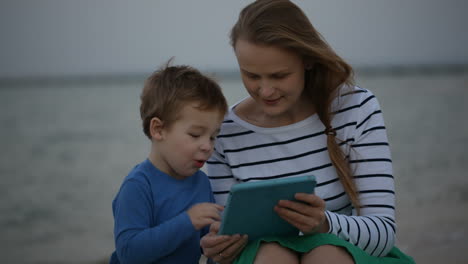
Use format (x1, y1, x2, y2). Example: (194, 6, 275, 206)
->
(219, 175, 316, 240)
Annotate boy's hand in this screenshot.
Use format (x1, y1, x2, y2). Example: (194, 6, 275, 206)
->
(187, 203, 224, 230)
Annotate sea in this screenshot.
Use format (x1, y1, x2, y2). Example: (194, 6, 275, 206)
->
(1, 70, 467, 263)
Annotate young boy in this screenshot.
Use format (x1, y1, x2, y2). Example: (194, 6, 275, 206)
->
(109, 63, 228, 263)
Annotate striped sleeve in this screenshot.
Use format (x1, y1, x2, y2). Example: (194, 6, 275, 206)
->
(326, 89, 396, 256)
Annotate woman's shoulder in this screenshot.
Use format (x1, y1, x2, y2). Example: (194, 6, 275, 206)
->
(218, 108, 251, 135)
(338, 85, 373, 100)
(219, 97, 258, 133)
(231, 96, 254, 118)
(332, 85, 380, 113)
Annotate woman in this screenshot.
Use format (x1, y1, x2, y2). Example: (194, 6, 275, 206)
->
(201, 1, 414, 263)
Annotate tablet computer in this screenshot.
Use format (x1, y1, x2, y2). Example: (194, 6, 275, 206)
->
(218, 175, 317, 240)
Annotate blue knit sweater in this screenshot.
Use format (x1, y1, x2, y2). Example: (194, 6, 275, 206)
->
(110, 159, 214, 263)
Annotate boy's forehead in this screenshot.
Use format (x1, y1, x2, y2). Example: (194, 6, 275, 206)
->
(180, 102, 223, 115)
(177, 103, 223, 124)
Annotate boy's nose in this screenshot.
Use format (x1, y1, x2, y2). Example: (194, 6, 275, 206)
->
(200, 140, 213, 152)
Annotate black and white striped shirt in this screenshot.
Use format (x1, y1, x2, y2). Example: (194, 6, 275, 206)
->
(207, 86, 396, 257)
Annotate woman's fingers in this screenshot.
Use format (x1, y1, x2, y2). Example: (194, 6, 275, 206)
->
(201, 233, 230, 250)
(277, 200, 312, 215)
(275, 193, 326, 234)
(275, 205, 323, 232)
(202, 233, 247, 260)
(277, 193, 325, 214)
(202, 220, 249, 263)
(283, 193, 325, 209)
(212, 234, 248, 263)
(230, 235, 248, 256)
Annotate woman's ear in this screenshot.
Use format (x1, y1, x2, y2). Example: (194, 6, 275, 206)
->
(150, 117, 164, 140)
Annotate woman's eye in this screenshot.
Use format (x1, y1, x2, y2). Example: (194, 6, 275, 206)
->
(272, 73, 288, 79)
(245, 73, 259, 80)
(189, 133, 200, 138)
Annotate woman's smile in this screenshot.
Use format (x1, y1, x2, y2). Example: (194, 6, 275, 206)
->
(262, 97, 281, 106)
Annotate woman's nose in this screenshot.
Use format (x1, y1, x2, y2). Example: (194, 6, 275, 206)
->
(259, 79, 275, 97)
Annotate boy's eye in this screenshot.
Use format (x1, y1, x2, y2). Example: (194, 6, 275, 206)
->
(189, 133, 200, 138)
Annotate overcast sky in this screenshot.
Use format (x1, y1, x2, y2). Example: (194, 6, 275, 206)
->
(0, 0, 467, 78)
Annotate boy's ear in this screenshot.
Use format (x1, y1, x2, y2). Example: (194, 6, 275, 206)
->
(149, 117, 164, 140)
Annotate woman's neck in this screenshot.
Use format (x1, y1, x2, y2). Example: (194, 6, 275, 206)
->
(234, 97, 315, 128)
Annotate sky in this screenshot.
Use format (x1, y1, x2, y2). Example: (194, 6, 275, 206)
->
(0, 0, 467, 78)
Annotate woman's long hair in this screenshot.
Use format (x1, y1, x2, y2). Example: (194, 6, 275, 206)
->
(230, 0, 360, 213)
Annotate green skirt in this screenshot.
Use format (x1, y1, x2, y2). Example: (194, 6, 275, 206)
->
(234, 234, 415, 264)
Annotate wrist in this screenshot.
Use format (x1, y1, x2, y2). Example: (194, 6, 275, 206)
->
(317, 211, 330, 233)
(318, 217, 330, 233)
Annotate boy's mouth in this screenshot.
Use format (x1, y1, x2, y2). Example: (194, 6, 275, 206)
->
(194, 160, 205, 168)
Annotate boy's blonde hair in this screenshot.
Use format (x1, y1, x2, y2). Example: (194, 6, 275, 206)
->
(140, 62, 228, 139)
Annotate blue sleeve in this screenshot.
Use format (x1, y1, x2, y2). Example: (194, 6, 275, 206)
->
(199, 180, 217, 250)
(113, 179, 196, 264)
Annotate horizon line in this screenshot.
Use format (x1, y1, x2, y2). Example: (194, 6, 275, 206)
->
(1, 63, 467, 87)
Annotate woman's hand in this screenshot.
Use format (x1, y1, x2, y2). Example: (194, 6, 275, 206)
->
(274, 193, 329, 234)
(201, 221, 248, 264)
